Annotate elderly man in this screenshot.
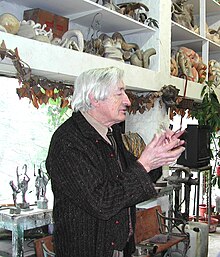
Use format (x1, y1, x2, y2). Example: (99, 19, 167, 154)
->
(46, 66, 184, 257)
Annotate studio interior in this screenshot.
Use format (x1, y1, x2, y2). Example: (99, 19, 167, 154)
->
(0, 0, 220, 257)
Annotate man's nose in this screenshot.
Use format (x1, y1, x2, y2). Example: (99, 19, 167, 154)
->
(123, 92, 131, 106)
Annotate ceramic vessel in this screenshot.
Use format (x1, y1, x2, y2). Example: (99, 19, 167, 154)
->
(199, 204, 215, 216)
(0, 13, 20, 34)
(17, 20, 37, 39)
(199, 216, 219, 233)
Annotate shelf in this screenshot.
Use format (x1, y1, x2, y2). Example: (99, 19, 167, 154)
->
(70, 1, 155, 35)
(0, 0, 219, 102)
(168, 76, 204, 100)
(206, 0, 220, 15)
(171, 21, 220, 54)
(187, 0, 200, 15)
(1, 0, 93, 17)
(171, 22, 204, 53)
(0, 31, 159, 91)
(3, 0, 155, 35)
(209, 40, 220, 53)
(187, 0, 220, 15)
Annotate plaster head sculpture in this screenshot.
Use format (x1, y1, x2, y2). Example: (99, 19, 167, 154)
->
(0, 13, 20, 34)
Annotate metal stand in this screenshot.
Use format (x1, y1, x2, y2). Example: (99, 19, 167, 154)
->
(192, 165, 212, 228)
(165, 166, 198, 221)
(169, 165, 212, 228)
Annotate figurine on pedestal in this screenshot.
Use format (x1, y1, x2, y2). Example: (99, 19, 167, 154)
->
(17, 164, 30, 209)
(9, 180, 21, 213)
(9, 180, 20, 206)
(35, 166, 49, 209)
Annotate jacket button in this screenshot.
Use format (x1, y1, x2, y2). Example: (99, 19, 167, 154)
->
(111, 242, 115, 246)
(115, 220, 120, 224)
(110, 153, 114, 157)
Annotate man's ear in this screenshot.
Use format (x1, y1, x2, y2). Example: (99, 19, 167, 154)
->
(88, 93, 99, 107)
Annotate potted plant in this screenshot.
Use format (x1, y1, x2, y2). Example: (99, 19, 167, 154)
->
(191, 80, 220, 229)
(191, 80, 220, 188)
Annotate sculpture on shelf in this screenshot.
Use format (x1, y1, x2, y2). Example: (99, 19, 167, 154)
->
(206, 24, 220, 45)
(117, 2, 158, 28)
(96, 0, 120, 12)
(170, 57, 179, 77)
(117, 2, 148, 20)
(171, 0, 195, 31)
(51, 29, 84, 51)
(9, 180, 20, 206)
(174, 47, 207, 83)
(209, 59, 220, 86)
(95, 1, 158, 28)
(103, 32, 139, 62)
(85, 32, 139, 61)
(100, 33, 125, 61)
(0, 13, 20, 34)
(84, 31, 156, 69)
(130, 48, 156, 69)
(17, 20, 53, 43)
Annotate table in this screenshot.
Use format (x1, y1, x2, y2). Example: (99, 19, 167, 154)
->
(0, 207, 52, 257)
(136, 185, 174, 217)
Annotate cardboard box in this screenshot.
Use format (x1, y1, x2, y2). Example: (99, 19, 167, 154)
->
(23, 8, 69, 39)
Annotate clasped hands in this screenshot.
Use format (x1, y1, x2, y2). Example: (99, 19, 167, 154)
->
(138, 129, 185, 172)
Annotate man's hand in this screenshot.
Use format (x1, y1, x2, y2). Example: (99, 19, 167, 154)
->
(137, 130, 185, 172)
(163, 129, 185, 145)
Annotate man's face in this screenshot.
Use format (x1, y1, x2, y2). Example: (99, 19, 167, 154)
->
(96, 81, 131, 126)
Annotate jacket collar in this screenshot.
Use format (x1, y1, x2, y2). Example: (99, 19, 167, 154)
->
(70, 111, 104, 140)
(70, 111, 121, 140)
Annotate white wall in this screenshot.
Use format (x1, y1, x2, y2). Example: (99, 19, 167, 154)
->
(0, 78, 171, 205)
(0, 77, 54, 206)
(125, 99, 170, 144)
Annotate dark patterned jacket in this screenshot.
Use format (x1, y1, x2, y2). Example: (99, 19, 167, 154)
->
(46, 112, 161, 257)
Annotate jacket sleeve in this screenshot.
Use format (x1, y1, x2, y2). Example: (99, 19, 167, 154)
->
(149, 167, 163, 183)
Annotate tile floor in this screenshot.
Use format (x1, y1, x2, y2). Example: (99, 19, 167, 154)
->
(0, 239, 35, 257)
(0, 227, 219, 257)
(208, 226, 220, 257)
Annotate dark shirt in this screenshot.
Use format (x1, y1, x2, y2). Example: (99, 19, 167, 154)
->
(46, 112, 160, 257)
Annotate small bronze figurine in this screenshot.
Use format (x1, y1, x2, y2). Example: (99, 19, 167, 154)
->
(9, 180, 20, 206)
(35, 168, 49, 201)
(18, 164, 30, 204)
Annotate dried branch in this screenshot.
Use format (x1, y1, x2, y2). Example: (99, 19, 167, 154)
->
(0, 40, 74, 109)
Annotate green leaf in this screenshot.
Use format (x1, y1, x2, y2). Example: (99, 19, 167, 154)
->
(201, 85, 207, 97)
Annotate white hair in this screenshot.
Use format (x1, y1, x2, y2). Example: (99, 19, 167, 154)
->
(71, 66, 124, 112)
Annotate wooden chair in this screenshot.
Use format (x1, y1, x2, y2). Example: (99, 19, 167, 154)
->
(41, 241, 56, 257)
(34, 235, 55, 257)
(134, 205, 190, 257)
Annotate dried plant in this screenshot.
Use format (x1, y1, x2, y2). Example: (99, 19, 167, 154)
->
(0, 40, 74, 109)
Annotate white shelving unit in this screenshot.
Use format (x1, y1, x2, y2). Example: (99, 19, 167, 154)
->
(0, 0, 219, 100)
(171, 0, 220, 99)
(171, 0, 220, 63)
